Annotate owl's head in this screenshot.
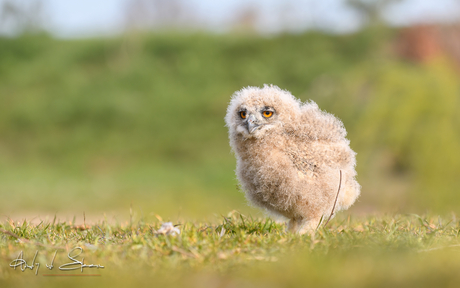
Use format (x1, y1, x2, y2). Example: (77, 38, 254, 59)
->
(225, 85, 302, 139)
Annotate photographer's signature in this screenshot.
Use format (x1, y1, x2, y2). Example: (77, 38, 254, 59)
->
(9, 247, 104, 275)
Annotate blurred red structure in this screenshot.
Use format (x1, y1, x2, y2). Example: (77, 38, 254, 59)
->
(396, 24, 460, 67)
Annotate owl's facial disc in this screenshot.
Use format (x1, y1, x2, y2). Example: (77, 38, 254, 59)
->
(237, 106, 276, 136)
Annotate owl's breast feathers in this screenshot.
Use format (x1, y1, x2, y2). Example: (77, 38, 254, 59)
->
(237, 115, 350, 171)
(235, 129, 348, 216)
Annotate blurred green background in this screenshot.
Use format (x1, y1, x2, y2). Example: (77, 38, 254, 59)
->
(1, 0, 460, 221)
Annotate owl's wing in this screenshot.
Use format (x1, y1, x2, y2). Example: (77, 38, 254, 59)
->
(286, 146, 319, 177)
(286, 141, 352, 177)
(295, 104, 347, 142)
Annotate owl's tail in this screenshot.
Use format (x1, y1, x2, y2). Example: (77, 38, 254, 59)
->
(337, 170, 360, 210)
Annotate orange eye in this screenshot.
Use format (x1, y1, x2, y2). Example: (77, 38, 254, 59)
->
(262, 111, 273, 118)
(240, 111, 247, 119)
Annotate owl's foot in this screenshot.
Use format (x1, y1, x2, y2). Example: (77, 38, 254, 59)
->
(286, 217, 322, 235)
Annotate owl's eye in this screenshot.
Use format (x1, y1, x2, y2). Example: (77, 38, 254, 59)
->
(239, 111, 247, 119)
(262, 111, 273, 118)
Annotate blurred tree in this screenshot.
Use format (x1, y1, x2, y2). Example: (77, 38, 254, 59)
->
(346, 0, 402, 26)
(0, 0, 44, 36)
(231, 5, 259, 33)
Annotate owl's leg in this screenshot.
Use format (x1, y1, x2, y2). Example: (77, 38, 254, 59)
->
(286, 217, 321, 235)
(298, 217, 322, 235)
(286, 217, 304, 233)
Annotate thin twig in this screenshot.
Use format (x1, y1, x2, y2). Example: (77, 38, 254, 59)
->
(324, 170, 342, 227)
(0, 229, 64, 249)
(0, 229, 21, 240)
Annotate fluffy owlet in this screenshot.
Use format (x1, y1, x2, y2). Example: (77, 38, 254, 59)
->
(225, 85, 360, 234)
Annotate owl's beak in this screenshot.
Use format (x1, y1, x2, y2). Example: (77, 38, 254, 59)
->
(246, 115, 260, 133)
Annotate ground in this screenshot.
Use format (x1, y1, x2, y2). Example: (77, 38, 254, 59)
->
(1, 212, 460, 287)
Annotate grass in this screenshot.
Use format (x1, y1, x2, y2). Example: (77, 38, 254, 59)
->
(2, 212, 460, 287)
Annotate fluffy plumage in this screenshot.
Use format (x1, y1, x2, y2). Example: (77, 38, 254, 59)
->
(225, 85, 360, 234)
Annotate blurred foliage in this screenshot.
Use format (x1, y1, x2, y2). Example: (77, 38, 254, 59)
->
(0, 28, 458, 217)
(341, 60, 460, 211)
